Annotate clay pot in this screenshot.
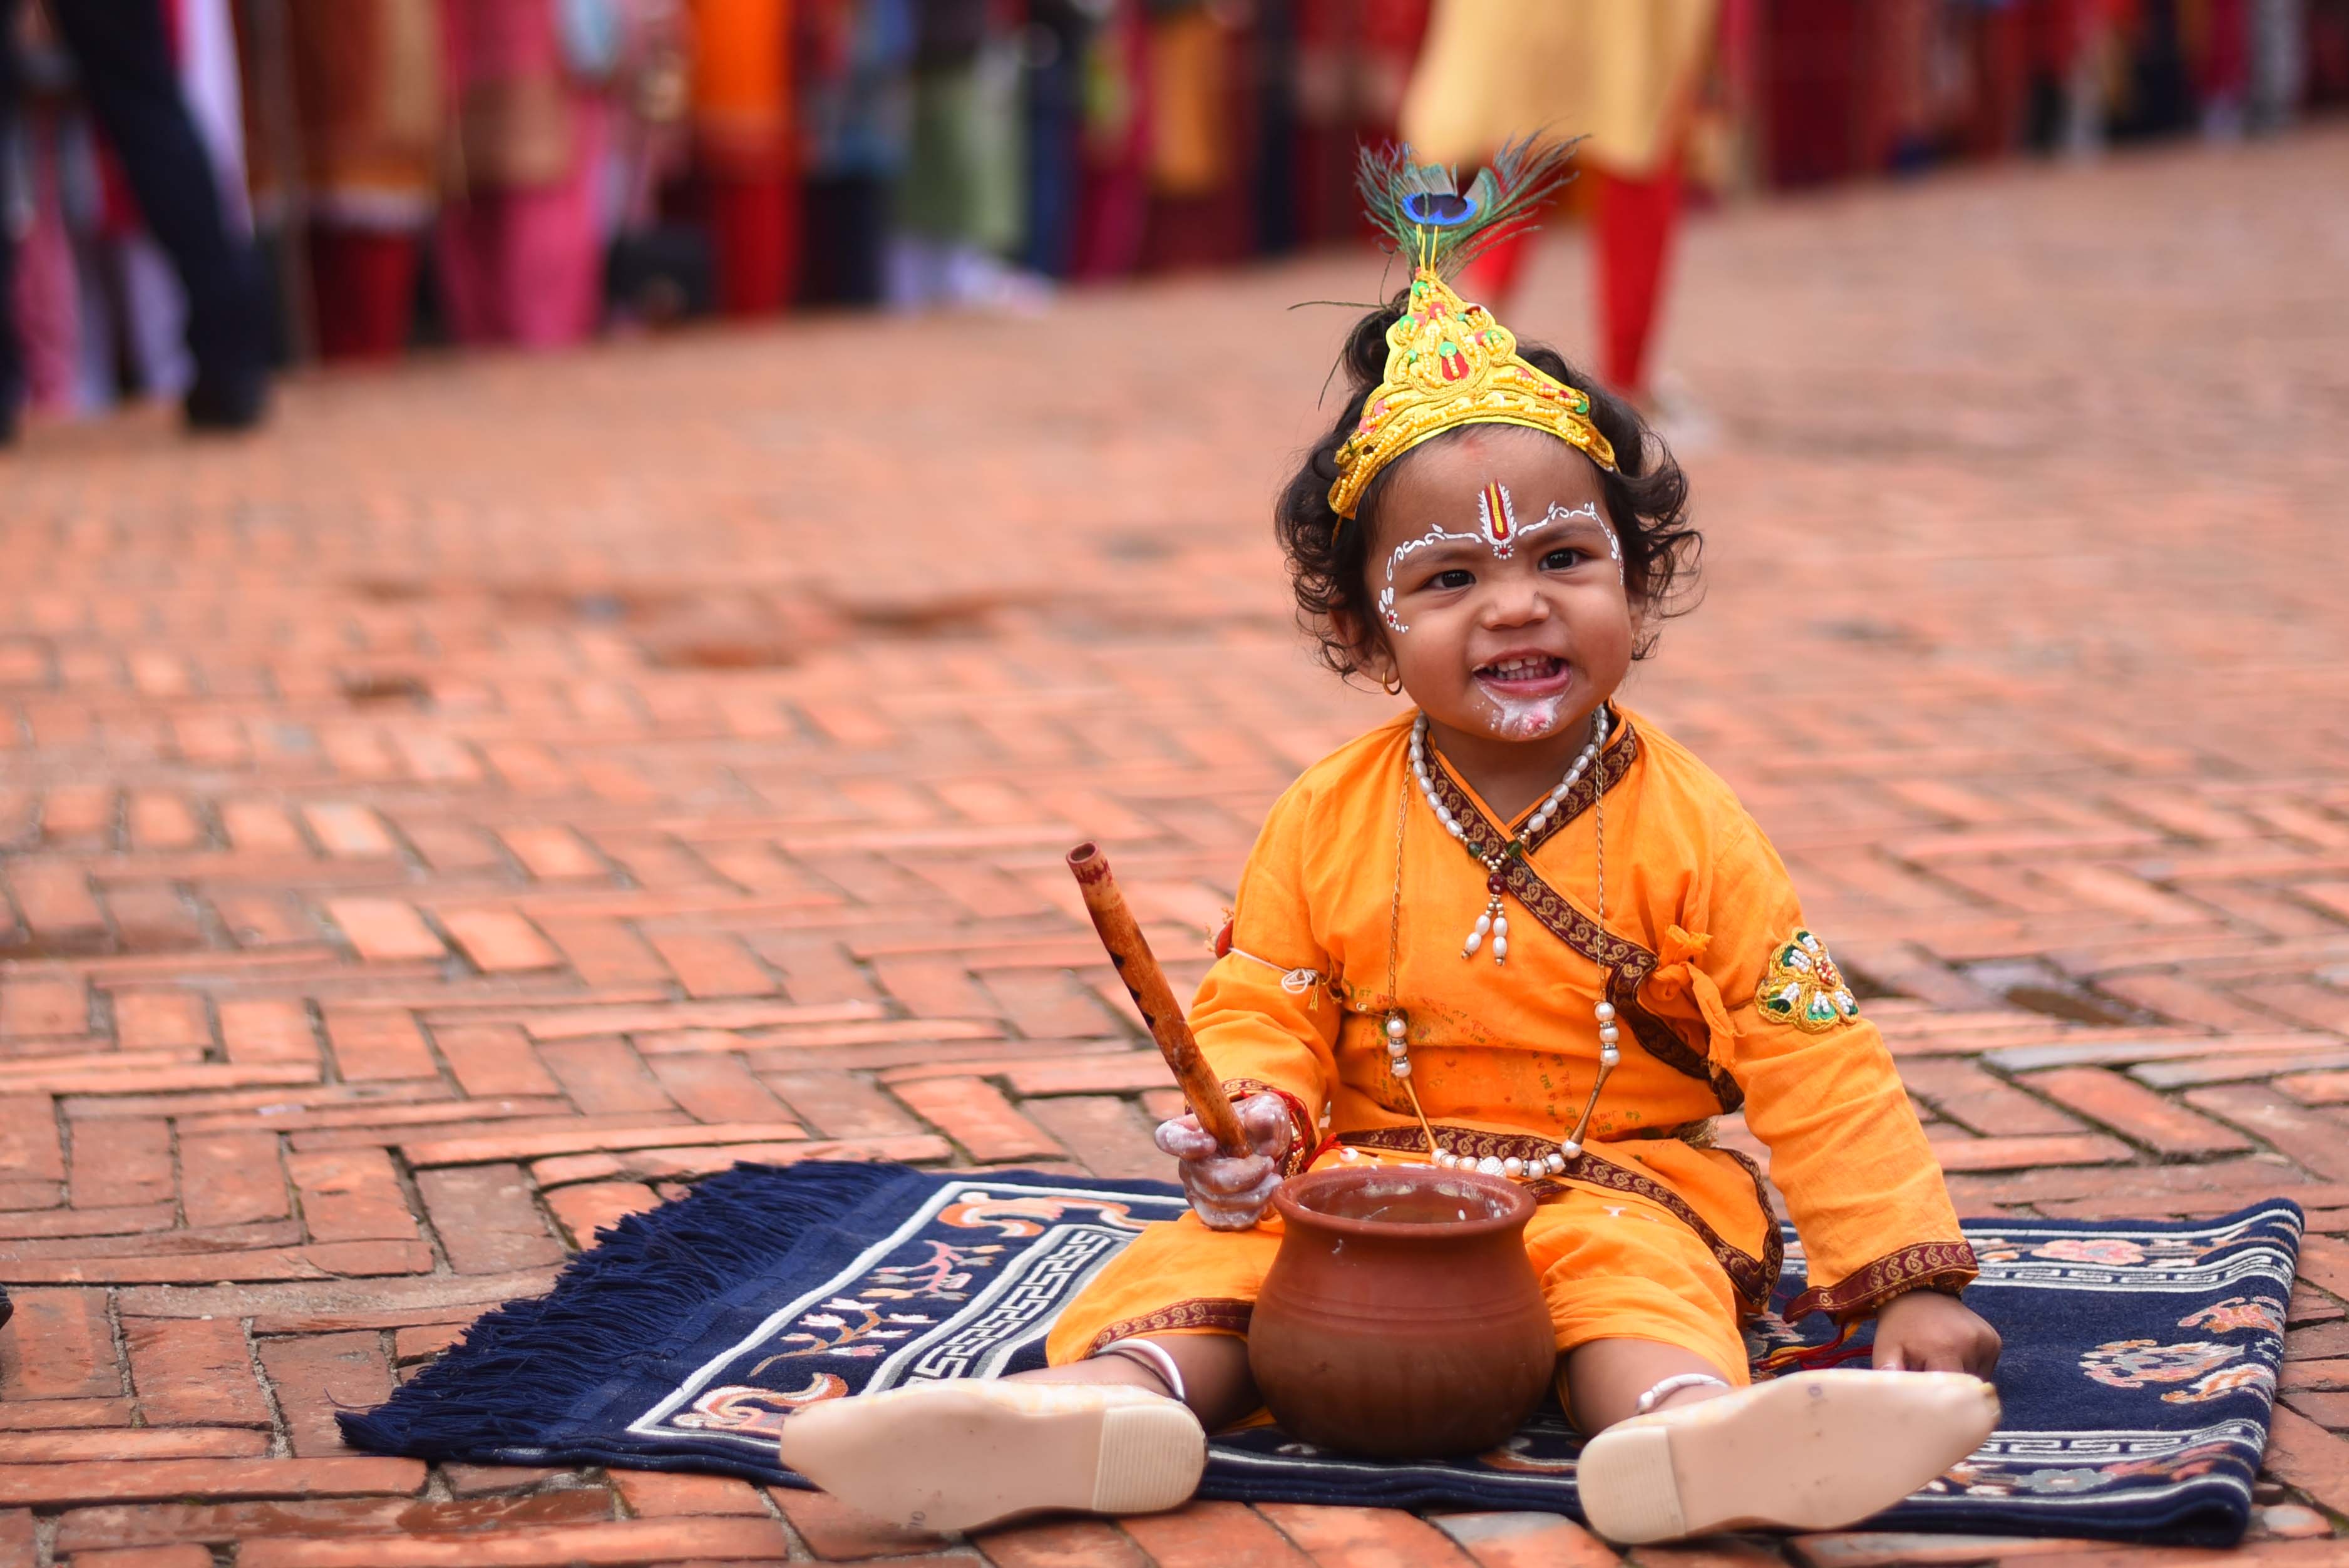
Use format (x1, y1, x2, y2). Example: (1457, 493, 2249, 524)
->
(1247, 1164, 1556, 1460)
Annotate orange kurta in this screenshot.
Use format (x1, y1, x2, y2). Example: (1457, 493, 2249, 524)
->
(1046, 705, 1975, 1370)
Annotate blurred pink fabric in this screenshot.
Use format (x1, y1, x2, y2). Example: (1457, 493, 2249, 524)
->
(11, 118, 83, 413)
(435, 0, 604, 347)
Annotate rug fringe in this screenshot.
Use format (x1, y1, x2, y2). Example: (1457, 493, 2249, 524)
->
(337, 1160, 910, 1456)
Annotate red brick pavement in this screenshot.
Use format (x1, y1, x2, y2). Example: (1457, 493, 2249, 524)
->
(3, 128, 2348, 1564)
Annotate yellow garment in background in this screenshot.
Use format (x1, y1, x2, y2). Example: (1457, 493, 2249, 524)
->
(1148, 6, 1228, 197)
(1400, 0, 1719, 176)
(267, 0, 446, 220)
(1046, 707, 1975, 1368)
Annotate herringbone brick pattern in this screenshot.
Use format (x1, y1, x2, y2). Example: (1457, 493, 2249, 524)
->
(2, 128, 2347, 1565)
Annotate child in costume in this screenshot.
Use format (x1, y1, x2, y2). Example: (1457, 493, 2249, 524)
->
(784, 140, 2003, 1544)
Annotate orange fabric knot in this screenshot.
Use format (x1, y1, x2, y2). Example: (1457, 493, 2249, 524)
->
(1643, 925, 1737, 1074)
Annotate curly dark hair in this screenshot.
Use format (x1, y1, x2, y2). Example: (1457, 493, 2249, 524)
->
(1275, 294, 1703, 680)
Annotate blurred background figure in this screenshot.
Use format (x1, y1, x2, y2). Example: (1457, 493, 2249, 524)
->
(886, 0, 1033, 310)
(5, 0, 2343, 433)
(1400, 0, 1719, 409)
(2248, 0, 2308, 132)
(595, 0, 702, 325)
(267, 0, 445, 359)
(434, 0, 610, 348)
(0, 0, 271, 442)
(691, 0, 797, 315)
(799, 0, 909, 306)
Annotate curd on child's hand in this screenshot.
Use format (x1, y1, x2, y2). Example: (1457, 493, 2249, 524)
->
(1870, 1288, 2002, 1378)
(1156, 1092, 1294, 1231)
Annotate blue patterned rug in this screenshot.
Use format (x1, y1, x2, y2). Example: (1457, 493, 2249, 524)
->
(342, 1162, 2301, 1545)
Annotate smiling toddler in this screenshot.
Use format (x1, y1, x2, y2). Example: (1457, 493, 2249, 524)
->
(782, 140, 2003, 1544)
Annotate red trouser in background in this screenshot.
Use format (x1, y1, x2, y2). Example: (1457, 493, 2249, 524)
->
(307, 228, 420, 361)
(707, 174, 800, 317)
(1460, 150, 1687, 402)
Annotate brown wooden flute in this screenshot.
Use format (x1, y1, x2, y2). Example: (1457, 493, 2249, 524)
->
(1066, 841, 1252, 1155)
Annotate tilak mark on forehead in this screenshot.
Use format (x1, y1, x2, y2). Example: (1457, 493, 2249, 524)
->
(1380, 486, 1614, 637)
(1478, 481, 1518, 557)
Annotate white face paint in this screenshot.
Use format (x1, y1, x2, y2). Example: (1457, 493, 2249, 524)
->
(1478, 687, 1570, 740)
(1380, 521, 1483, 637)
(1535, 500, 1623, 588)
(1380, 486, 1617, 743)
(1538, 498, 1601, 533)
(1561, 502, 1622, 588)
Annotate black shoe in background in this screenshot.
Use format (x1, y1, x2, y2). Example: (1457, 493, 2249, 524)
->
(183, 370, 269, 434)
(0, 1283, 12, 1329)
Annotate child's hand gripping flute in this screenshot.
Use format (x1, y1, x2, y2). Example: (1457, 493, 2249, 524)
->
(1066, 843, 1296, 1230)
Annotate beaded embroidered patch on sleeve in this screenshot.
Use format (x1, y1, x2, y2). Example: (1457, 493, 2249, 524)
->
(1755, 928, 1862, 1033)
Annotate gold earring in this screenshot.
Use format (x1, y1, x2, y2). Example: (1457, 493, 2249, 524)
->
(1379, 670, 1403, 696)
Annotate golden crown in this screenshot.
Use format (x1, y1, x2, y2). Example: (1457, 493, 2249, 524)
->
(1329, 268, 1616, 520)
(1327, 139, 1617, 521)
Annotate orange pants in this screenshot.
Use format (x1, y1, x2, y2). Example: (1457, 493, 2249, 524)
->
(1044, 1176, 1752, 1404)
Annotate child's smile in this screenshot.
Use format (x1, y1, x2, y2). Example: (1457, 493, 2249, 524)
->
(1364, 428, 1638, 810)
(1475, 651, 1573, 697)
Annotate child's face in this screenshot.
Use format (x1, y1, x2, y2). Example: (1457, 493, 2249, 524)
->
(1362, 426, 1637, 747)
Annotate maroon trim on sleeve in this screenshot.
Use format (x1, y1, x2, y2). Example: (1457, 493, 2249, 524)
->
(1786, 1239, 1981, 1323)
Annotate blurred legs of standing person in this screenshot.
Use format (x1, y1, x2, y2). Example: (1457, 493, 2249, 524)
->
(798, 0, 910, 307)
(279, 0, 445, 360)
(1965, 0, 2032, 158)
(1593, 152, 1685, 404)
(1457, 146, 1686, 406)
(2200, 0, 2253, 134)
(691, 0, 798, 315)
(306, 229, 421, 359)
(0, 0, 270, 438)
(2247, 0, 2304, 131)
(436, 101, 605, 345)
(437, 0, 605, 347)
(2059, 0, 2116, 158)
(1402, 0, 1716, 406)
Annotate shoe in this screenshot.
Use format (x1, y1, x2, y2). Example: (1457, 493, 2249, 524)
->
(779, 1380, 1205, 1534)
(183, 371, 269, 434)
(1576, 1370, 1998, 1544)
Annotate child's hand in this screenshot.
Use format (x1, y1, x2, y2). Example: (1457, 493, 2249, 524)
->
(1155, 1092, 1295, 1231)
(1871, 1289, 2002, 1378)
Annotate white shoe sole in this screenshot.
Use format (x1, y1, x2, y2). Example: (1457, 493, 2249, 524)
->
(1578, 1370, 1999, 1544)
(779, 1381, 1206, 1534)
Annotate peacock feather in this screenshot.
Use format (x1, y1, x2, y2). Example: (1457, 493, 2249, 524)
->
(1354, 133, 1581, 280)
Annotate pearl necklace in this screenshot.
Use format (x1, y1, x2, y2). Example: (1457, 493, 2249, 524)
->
(1408, 708, 1608, 966)
(1382, 709, 1622, 1181)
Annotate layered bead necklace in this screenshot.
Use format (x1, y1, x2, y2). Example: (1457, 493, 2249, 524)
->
(1408, 710, 1606, 966)
(1380, 709, 1622, 1180)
